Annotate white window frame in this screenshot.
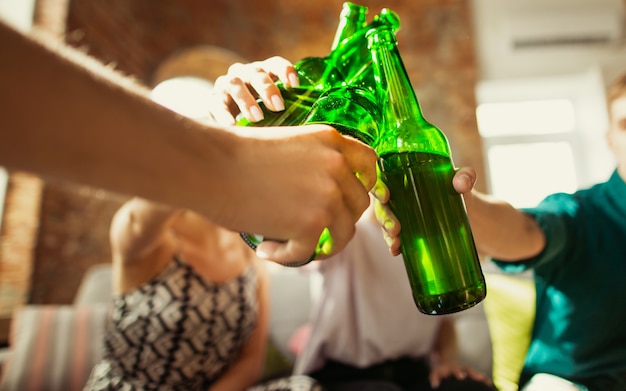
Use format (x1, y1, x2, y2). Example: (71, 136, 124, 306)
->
(475, 67, 615, 206)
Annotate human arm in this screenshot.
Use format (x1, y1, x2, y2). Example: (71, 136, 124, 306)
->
(0, 20, 377, 264)
(109, 198, 182, 293)
(373, 167, 546, 261)
(201, 54, 380, 262)
(429, 317, 493, 388)
(209, 259, 270, 391)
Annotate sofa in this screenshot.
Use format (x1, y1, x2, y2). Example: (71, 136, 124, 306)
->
(0, 262, 535, 391)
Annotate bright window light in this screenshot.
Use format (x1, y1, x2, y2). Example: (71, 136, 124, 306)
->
(488, 142, 578, 208)
(476, 99, 576, 137)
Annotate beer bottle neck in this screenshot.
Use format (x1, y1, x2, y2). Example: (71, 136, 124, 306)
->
(369, 27, 428, 127)
(330, 2, 368, 51)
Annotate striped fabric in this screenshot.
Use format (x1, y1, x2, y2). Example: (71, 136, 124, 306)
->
(0, 304, 109, 391)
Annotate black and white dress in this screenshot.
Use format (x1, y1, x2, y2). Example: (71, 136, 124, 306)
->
(84, 256, 259, 390)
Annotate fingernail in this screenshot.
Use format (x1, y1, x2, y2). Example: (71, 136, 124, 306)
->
(372, 181, 385, 199)
(384, 220, 394, 231)
(248, 105, 264, 122)
(271, 95, 285, 111)
(355, 172, 367, 188)
(460, 173, 471, 187)
(289, 73, 300, 87)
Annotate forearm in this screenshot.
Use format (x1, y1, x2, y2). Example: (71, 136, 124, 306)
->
(1, 19, 380, 264)
(464, 190, 545, 261)
(432, 318, 458, 365)
(208, 354, 265, 391)
(0, 20, 234, 216)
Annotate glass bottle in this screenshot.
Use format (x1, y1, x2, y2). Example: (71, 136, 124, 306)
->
(339, 8, 400, 92)
(304, 86, 380, 146)
(368, 26, 487, 315)
(239, 6, 399, 265)
(234, 86, 321, 127)
(294, 3, 400, 91)
(296, 2, 369, 90)
(300, 7, 400, 92)
(236, 2, 369, 128)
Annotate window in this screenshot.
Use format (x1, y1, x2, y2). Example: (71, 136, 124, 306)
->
(475, 67, 615, 208)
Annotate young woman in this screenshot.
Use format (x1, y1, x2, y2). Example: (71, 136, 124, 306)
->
(84, 198, 271, 390)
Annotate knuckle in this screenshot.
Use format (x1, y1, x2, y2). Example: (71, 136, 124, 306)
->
(227, 62, 245, 75)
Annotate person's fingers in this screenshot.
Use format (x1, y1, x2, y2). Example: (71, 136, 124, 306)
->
(213, 57, 296, 122)
(429, 366, 453, 389)
(206, 56, 298, 125)
(381, 229, 402, 256)
(319, 200, 357, 259)
(429, 372, 443, 389)
(337, 163, 373, 225)
(214, 70, 265, 123)
(267, 207, 357, 264)
(453, 367, 469, 380)
(374, 198, 400, 235)
(370, 176, 390, 204)
(336, 135, 378, 192)
(370, 177, 402, 255)
(256, 56, 299, 88)
(206, 88, 238, 126)
(241, 124, 377, 264)
(231, 61, 285, 113)
(452, 166, 477, 194)
(466, 369, 492, 385)
(255, 231, 320, 265)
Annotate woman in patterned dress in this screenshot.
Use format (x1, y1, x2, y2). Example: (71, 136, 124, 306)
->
(84, 198, 271, 390)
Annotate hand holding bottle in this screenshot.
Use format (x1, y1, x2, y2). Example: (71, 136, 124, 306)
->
(367, 25, 486, 315)
(372, 167, 479, 257)
(207, 56, 299, 125)
(232, 123, 377, 263)
(207, 57, 378, 264)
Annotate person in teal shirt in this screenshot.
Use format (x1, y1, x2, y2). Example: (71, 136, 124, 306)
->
(376, 72, 626, 391)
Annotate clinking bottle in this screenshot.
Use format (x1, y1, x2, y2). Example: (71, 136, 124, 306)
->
(236, 2, 369, 128)
(240, 5, 398, 265)
(235, 3, 400, 128)
(368, 26, 487, 315)
(295, 2, 369, 90)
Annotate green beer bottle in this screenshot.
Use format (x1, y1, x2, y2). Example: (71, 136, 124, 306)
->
(234, 86, 321, 127)
(242, 83, 381, 266)
(240, 6, 400, 266)
(296, 2, 369, 90)
(239, 3, 371, 265)
(368, 26, 486, 315)
(304, 86, 380, 146)
(236, 2, 368, 128)
(299, 7, 400, 92)
(340, 8, 400, 92)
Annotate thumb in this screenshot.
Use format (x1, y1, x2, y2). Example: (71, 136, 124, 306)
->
(256, 239, 316, 267)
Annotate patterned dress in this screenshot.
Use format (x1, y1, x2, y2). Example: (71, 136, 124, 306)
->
(84, 257, 258, 390)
